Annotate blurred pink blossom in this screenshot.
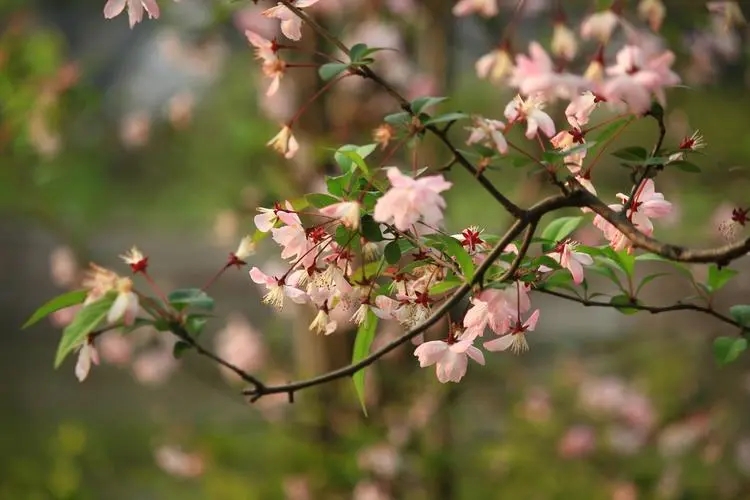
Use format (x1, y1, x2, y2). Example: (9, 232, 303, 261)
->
(119, 110, 151, 149)
(214, 313, 266, 383)
(132, 347, 179, 386)
(353, 481, 390, 500)
(50, 304, 81, 328)
(558, 425, 596, 459)
(358, 443, 401, 479)
(282, 475, 312, 500)
(49, 246, 79, 288)
(154, 445, 205, 478)
(98, 333, 132, 366)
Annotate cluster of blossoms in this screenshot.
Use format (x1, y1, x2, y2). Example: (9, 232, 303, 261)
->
(59, 0, 743, 392)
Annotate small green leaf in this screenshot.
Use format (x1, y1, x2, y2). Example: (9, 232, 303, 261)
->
(383, 111, 411, 126)
(349, 43, 369, 62)
(635, 273, 669, 296)
(707, 265, 737, 293)
(326, 175, 348, 197)
(730, 305, 750, 328)
(168, 288, 214, 312)
(429, 234, 475, 281)
(610, 294, 640, 314)
(611, 146, 648, 161)
(713, 336, 747, 365)
(352, 310, 378, 415)
(423, 112, 469, 126)
(185, 315, 208, 336)
(173, 341, 192, 359)
(318, 62, 348, 81)
(384, 240, 402, 265)
(306, 192, 341, 208)
(54, 293, 117, 369)
(669, 160, 701, 173)
(540, 216, 583, 251)
(360, 215, 384, 242)
(591, 117, 629, 144)
(410, 96, 447, 114)
(24, 289, 88, 329)
(612, 250, 635, 278)
(429, 279, 462, 295)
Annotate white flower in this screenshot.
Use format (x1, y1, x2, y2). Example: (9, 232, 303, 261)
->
(75, 340, 100, 382)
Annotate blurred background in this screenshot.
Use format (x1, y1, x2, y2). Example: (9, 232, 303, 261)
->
(3, 0, 750, 498)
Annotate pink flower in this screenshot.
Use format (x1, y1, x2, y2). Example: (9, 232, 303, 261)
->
(103, 0, 160, 29)
(75, 340, 100, 382)
(475, 46, 514, 83)
(319, 201, 361, 229)
(463, 283, 530, 339)
(483, 309, 540, 353)
(546, 240, 593, 284)
(465, 117, 508, 154)
(580, 10, 619, 42)
(593, 179, 672, 251)
(262, 0, 320, 41)
(509, 42, 589, 100)
(504, 94, 556, 139)
(214, 313, 266, 382)
(107, 279, 139, 326)
(373, 167, 452, 231)
(254, 201, 300, 232)
(267, 125, 299, 159)
(249, 267, 307, 309)
(272, 222, 310, 263)
(603, 45, 680, 114)
(413, 338, 485, 383)
(566, 92, 599, 129)
(452, 0, 498, 18)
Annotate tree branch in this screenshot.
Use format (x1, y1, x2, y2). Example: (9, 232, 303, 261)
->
(534, 287, 740, 329)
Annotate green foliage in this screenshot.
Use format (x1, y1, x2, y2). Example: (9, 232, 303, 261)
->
(352, 310, 378, 415)
(23, 289, 87, 329)
(168, 289, 214, 312)
(540, 216, 583, 251)
(54, 293, 116, 368)
(713, 336, 747, 365)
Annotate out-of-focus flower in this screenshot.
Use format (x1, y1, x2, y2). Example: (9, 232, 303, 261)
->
(132, 347, 179, 386)
(167, 91, 194, 129)
(452, 0, 498, 18)
(107, 278, 139, 325)
(154, 445, 205, 478)
(373, 167, 452, 231)
(551, 22, 578, 61)
(263, 0, 320, 41)
(98, 333, 132, 366)
(214, 313, 266, 382)
(283, 476, 312, 500)
(509, 42, 588, 100)
(319, 201, 361, 230)
(119, 110, 151, 149)
(707, 2, 746, 31)
(357, 443, 401, 478)
(566, 92, 599, 129)
(475, 45, 514, 84)
(580, 10, 619, 42)
(103, 0, 160, 29)
(120, 246, 148, 274)
(373, 124, 395, 149)
(558, 425, 596, 459)
(267, 125, 299, 159)
(233, 235, 256, 261)
(678, 130, 706, 151)
(638, 0, 666, 32)
(49, 246, 78, 288)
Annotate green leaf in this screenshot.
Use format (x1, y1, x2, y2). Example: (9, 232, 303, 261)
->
(730, 305, 750, 328)
(611, 249, 635, 278)
(185, 315, 208, 337)
(360, 215, 384, 242)
(429, 278, 462, 295)
(54, 293, 117, 369)
(669, 160, 701, 173)
(411, 96, 448, 114)
(352, 310, 378, 415)
(168, 288, 214, 312)
(318, 62, 348, 81)
(383, 111, 411, 126)
(306, 192, 341, 208)
(173, 341, 192, 359)
(326, 175, 348, 197)
(430, 234, 475, 281)
(24, 289, 88, 329)
(707, 265, 737, 293)
(713, 336, 747, 365)
(611, 146, 648, 162)
(384, 240, 402, 265)
(540, 216, 583, 251)
(349, 43, 370, 62)
(591, 117, 629, 144)
(635, 273, 669, 296)
(423, 112, 469, 126)
(610, 294, 640, 314)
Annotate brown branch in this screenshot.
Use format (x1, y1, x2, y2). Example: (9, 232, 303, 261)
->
(578, 189, 750, 265)
(534, 287, 740, 329)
